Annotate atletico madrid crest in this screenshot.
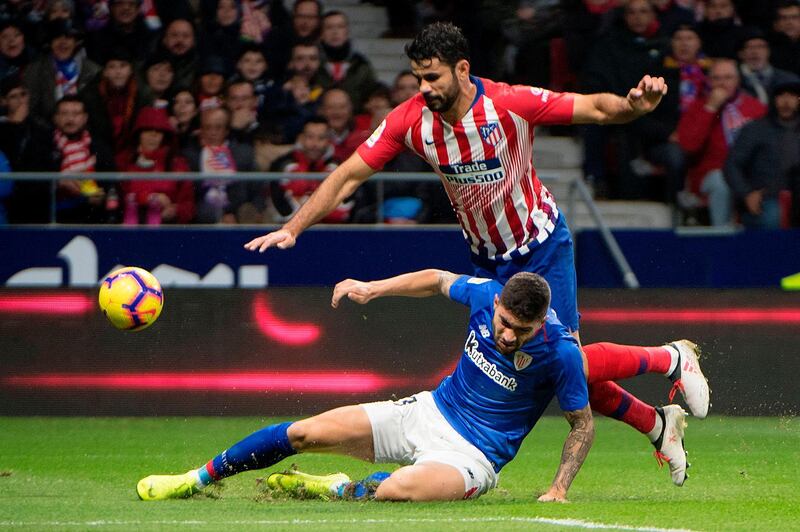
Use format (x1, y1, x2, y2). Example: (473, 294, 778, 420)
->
(513, 351, 533, 370)
(479, 123, 502, 146)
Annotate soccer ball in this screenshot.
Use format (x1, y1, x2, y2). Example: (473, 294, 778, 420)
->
(98, 267, 164, 331)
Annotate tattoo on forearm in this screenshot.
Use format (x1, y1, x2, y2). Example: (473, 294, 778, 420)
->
(552, 406, 595, 494)
(437, 271, 455, 296)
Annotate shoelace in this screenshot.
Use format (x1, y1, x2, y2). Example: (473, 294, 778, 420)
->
(668, 379, 684, 402)
(653, 450, 671, 467)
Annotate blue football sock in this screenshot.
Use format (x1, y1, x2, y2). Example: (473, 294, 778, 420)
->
(200, 422, 296, 483)
(338, 471, 391, 500)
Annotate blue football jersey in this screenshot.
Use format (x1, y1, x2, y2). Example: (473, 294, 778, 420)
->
(431, 275, 588, 472)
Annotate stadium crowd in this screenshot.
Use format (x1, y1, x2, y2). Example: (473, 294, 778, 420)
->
(0, 0, 798, 228)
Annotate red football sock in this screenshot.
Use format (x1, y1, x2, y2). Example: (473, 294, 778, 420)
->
(589, 380, 656, 434)
(584, 342, 673, 383)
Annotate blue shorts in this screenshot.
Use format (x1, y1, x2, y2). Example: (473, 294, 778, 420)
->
(470, 214, 579, 331)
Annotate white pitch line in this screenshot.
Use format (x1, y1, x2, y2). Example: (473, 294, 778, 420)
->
(0, 516, 697, 531)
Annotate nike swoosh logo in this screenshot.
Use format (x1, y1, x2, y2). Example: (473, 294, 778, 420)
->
(424, 137, 435, 145)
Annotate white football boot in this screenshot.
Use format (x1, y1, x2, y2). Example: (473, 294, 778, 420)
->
(653, 405, 689, 486)
(667, 340, 710, 419)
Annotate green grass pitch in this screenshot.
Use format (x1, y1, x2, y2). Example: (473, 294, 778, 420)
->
(1, 416, 798, 531)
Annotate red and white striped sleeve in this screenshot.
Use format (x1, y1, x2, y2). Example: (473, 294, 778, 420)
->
(356, 99, 418, 170)
(488, 80, 575, 125)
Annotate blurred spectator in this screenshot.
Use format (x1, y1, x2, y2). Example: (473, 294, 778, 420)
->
(263, 0, 322, 81)
(168, 87, 198, 147)
(138, 49, 173, 108)
(318, 88, 370, 163)
(238, 0, 274, 44)
(201, 0, 243, 69)
(0, 78, 52, 222)
(390, 69, 419, 106)
(317, 10, 379, 113)
(769, 0, 800, 77)
(28, 0, 76, 49)
(24, 19, 100, 123)
(183, 107, 258, 223)
(85, 0, 158, 64)
(737, 27, 800, 105)
(160, 18, 197, 89)
(81, 47, 146, 154)
(697, 0, 742, 58)
(650, 0, 694, 36)
(581, 0, 679, 200)
(355, 83, 391, 131)
(225, 79, 260, 144)
(273, 40, 323, 141)
(0, 1, 42, 40)
(270, 116, 349, 222)
(76, 0, 112, 33)
(252, 121, 292, 173)
(0, 149, 10, 224)
(51, 95, 116, 223)
(663, 24, 712, 112)
(196, 55, 227, 109)
(677, 59, 766, 226)
(146, 0, 195, 29)
(562, 0, 620, 80)
(724, 81, 800, 228)
(0, 20, 31, 82)
(502, 1, 563, 86)
(115, 106, 195, 224)
(232, 44, 281, 117)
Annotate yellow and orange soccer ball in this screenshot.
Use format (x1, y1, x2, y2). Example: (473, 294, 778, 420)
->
(98, 267, 164, 331)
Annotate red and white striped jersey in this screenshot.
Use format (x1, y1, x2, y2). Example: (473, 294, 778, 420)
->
(357, 76, 575, 260)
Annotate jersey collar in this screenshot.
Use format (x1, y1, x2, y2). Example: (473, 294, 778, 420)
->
(469, 75, 484, 108)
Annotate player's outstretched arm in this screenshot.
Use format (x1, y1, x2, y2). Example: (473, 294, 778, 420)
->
(538, 404, 595, 503)
(244, 152, 376, 253)
(331, 269, 460, 308)
(571, 75, 668, 125)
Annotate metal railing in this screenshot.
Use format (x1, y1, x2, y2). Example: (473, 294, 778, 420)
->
(6, 170, 640, 288)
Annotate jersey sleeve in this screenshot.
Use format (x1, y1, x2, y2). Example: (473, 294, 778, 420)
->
(551, 341, 589, 412)
(495, 83, 575, 125)
(448, 275, 498, 310)
(356, 102, 411, 170)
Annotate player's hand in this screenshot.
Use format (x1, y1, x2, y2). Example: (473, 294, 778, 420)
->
(331, 279, 376, 308)
(627, 75, 667, 115)
(244, 229, 296, 253)
(537, 488, 568, 503)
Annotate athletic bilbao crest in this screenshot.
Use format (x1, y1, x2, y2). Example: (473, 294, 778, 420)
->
(513, 352, 533, 370)
(479, 123, 502, 146)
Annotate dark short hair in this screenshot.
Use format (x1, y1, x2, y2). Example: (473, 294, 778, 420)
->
(293, 0, 322, 15)
(55, 94, 86, 113)
(303, 115, 330, 131)
(322, 10, 347, 23)
(405, 22, 470, 68)
(499, 272, 551, 323)
(225, 78, 255, 96)
(775, 0, 800, 18)
(0, 76, 24, 98)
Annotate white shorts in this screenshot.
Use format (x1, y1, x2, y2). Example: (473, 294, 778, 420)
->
(361, 391, 498, 499)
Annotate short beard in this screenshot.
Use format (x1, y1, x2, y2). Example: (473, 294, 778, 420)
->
(423, 78, 459, 112)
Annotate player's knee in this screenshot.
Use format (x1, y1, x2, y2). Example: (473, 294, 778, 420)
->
(286, 420, 315, 452)
(373, 469, 417, 501)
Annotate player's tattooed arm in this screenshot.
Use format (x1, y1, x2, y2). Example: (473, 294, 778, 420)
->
(538, 404, 595, 503)
(436, 271, 459, 299)
(332, 269, 459, 308)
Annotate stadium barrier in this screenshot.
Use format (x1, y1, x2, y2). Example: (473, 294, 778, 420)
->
(6, 170, 639, 287)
